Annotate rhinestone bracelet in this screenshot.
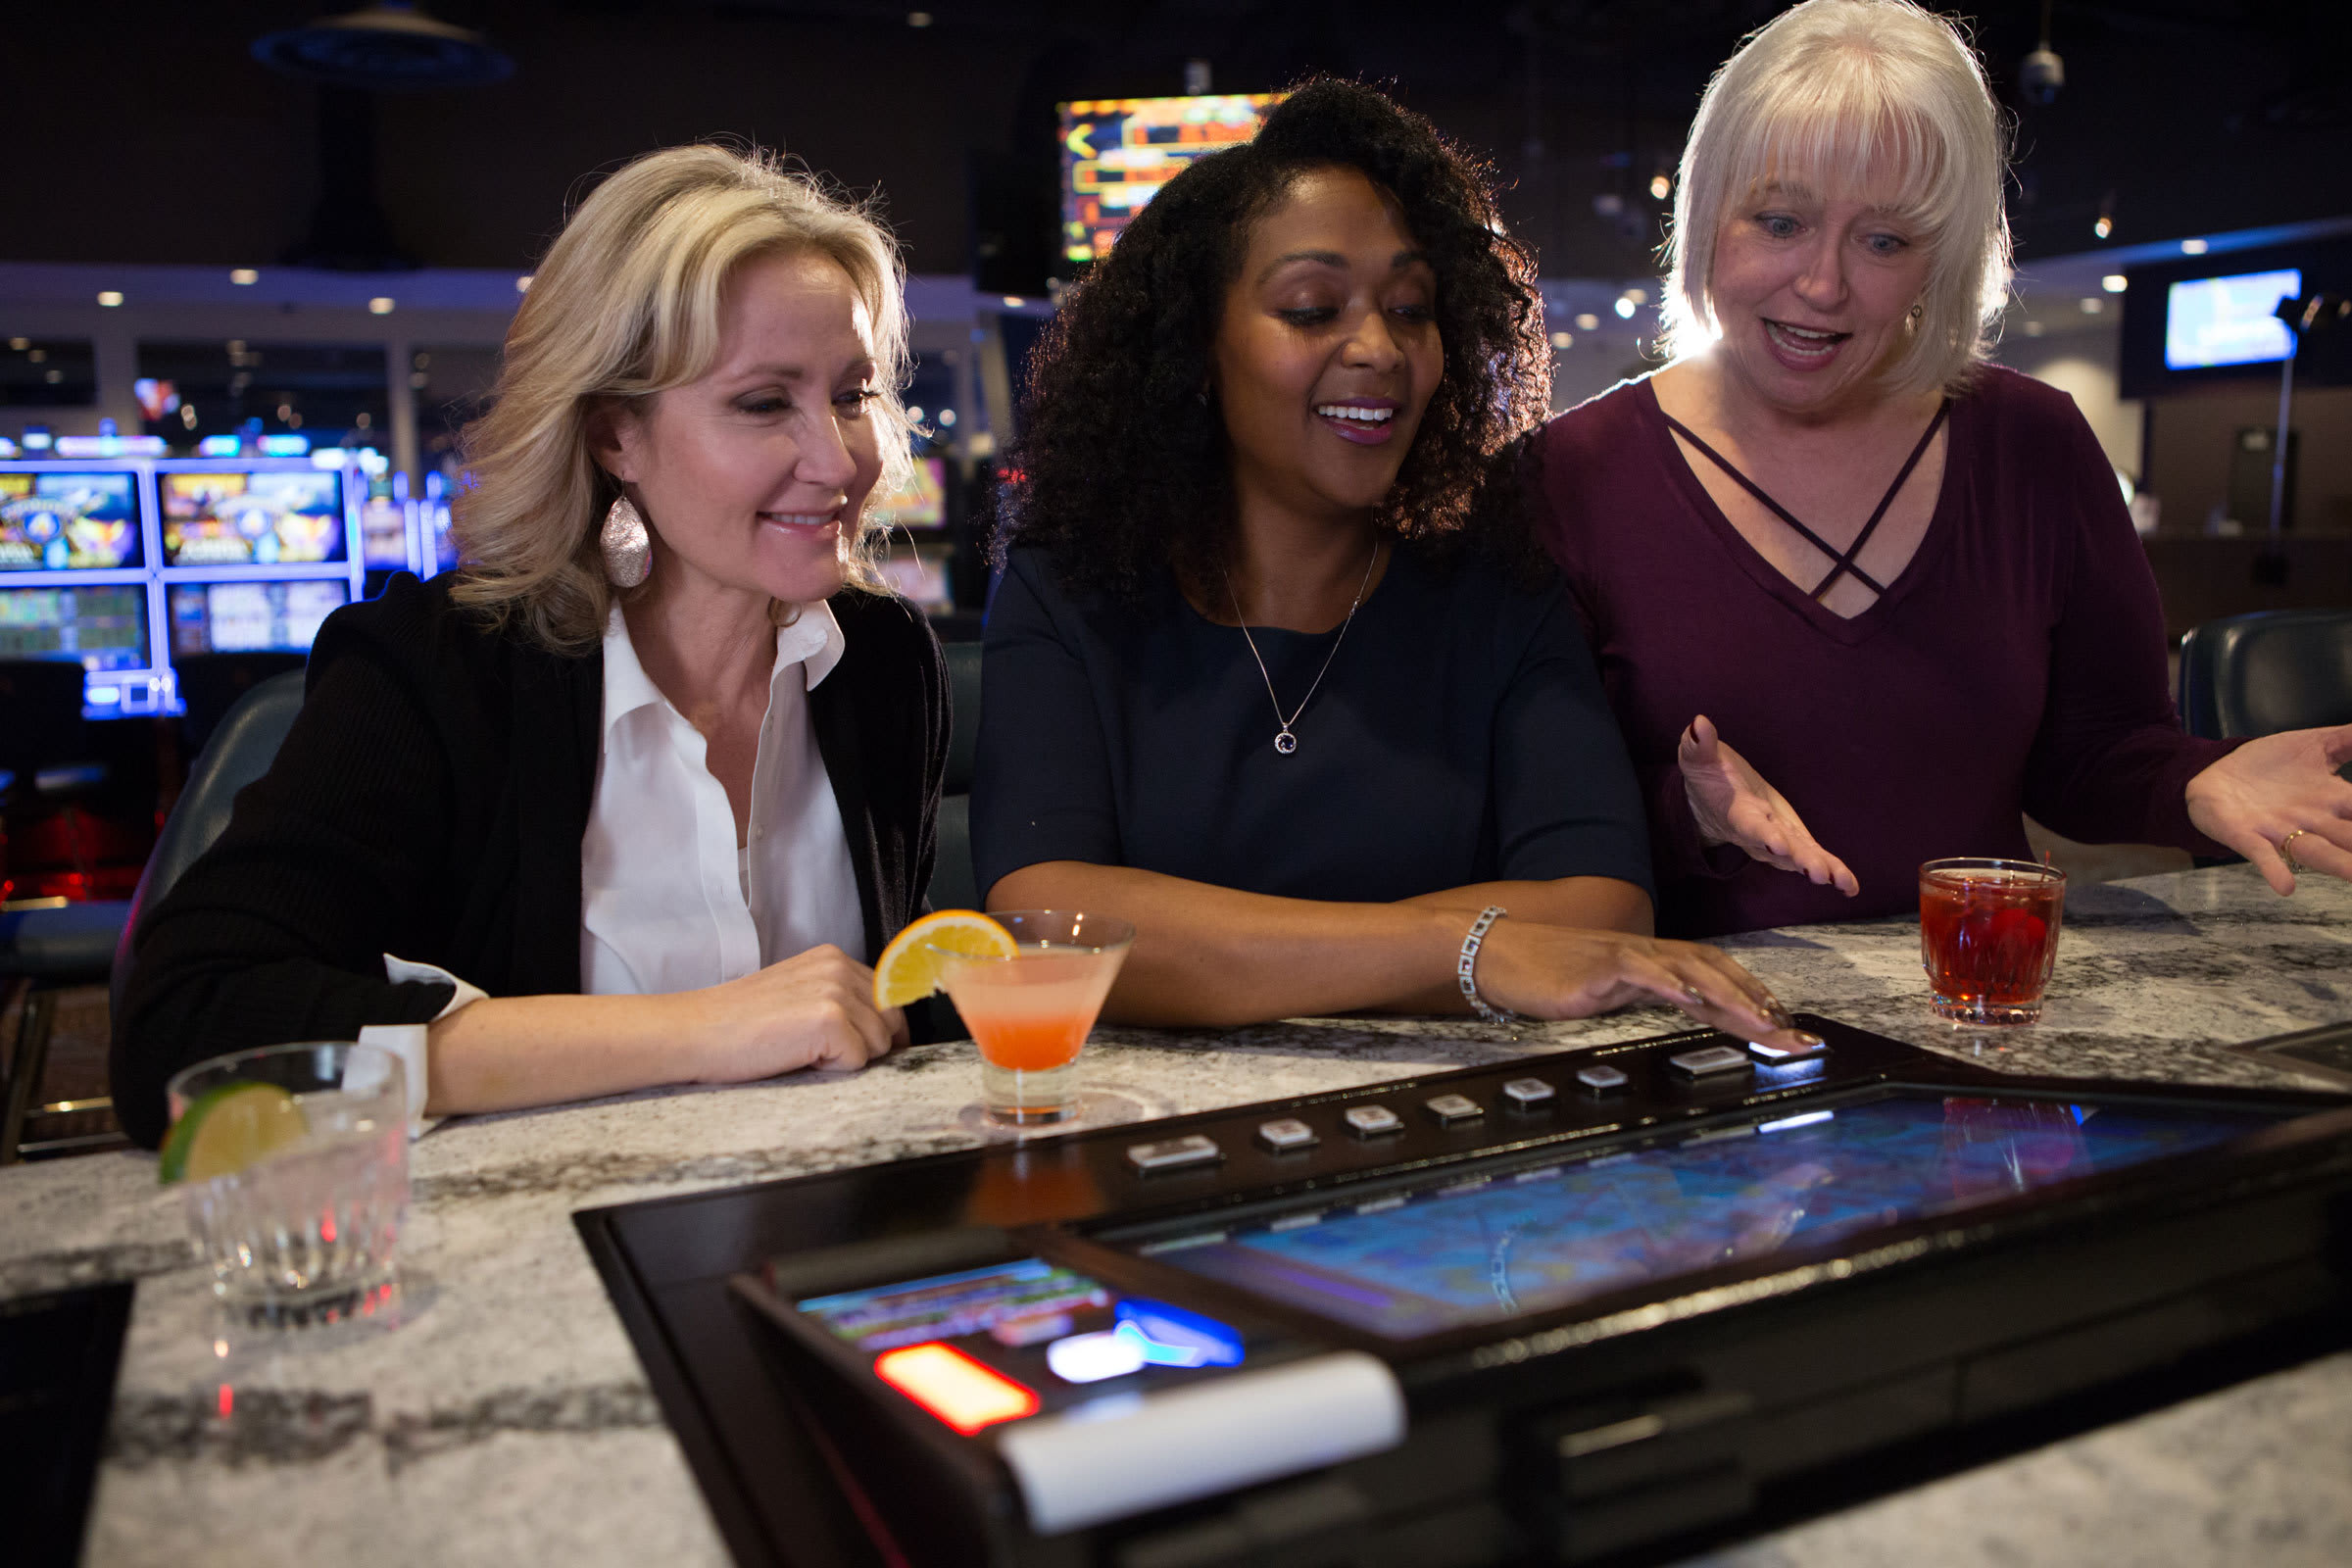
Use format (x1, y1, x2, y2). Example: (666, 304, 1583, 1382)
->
(1458, 905, 1529, 1028)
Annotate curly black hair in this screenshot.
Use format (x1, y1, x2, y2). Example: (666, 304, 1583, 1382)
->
(996, 77, 1552, 604)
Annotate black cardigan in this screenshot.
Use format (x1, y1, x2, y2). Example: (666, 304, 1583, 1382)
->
(112, 573, 948, 1148)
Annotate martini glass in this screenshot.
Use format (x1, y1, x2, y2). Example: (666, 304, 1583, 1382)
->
(940, 910, 1134, 1126)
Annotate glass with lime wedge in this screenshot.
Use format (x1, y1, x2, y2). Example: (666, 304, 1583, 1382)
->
(163, 1042, 409, 1328)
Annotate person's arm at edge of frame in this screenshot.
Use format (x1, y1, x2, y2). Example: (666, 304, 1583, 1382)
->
(2012, 386, 2352, 890)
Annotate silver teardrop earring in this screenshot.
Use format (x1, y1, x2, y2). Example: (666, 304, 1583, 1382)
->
(601, 493, 651, 587)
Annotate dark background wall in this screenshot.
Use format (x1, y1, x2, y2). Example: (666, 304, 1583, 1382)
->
(16, 1, 2352, 283)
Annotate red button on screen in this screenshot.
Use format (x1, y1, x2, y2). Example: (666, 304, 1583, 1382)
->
(873, 1342, 1040, 1435)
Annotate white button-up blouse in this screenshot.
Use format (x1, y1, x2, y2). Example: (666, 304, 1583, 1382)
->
(579, 601, 868, 992)
(383, 600, 866, 1043)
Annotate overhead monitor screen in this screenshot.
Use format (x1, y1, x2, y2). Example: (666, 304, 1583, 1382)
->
(0, 583, 152, 671)
(160, 469, 347, 567)
(1058, 94, 1283, 266)
(1119, 1092, 2284, 1341)
(866, 456, 947, 530)
(169, 579, 347, 655)
(2165, 268, 2301, 369)
(0, 471, 142, 571)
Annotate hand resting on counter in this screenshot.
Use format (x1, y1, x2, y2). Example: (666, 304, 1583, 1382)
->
(422, 945, 907, 1116)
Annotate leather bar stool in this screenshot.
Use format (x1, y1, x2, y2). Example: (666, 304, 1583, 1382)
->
(2177, 609, 2352, 741)
(109, 670, 311, 1037)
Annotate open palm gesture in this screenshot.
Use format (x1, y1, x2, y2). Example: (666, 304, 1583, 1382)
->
(1679, 713, 1861, 897)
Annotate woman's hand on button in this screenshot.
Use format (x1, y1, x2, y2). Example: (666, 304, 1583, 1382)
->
(696, 945, 907, 1081)
(1474, 921, 1817, 1054)
(1679, 713, 1859, 896)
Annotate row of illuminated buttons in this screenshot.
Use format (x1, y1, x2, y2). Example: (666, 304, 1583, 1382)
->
(1123, 1037, 1828, 1174)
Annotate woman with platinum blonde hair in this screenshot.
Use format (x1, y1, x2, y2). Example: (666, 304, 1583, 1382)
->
(1531, 0, 2352, 937)
(114, 144, 948, 1145)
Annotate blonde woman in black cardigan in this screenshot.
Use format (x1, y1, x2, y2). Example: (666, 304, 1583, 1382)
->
(114, 146, 948, 1146)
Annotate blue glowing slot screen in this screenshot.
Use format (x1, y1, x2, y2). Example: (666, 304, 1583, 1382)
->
(0, 584, 152, 671)
(169, 579, 348, 655)
(800, 1258, 1111, 1353)
(1131, 1094, 2282, 1340)
(0, 471, 142, 570)
(161, 469, 346, 567)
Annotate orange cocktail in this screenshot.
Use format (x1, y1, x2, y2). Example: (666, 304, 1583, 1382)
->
(940, 911, 1133, 1125)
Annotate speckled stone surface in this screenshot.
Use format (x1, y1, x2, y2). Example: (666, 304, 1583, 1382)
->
(5, 864, 2346, 1568)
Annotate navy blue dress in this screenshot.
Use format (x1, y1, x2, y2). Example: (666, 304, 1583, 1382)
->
(971, 543, 1653, 906)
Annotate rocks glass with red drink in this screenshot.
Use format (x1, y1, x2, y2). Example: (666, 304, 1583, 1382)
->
(1918, 858, 2067, 1025)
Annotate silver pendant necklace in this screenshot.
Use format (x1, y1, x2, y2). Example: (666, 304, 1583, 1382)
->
(1225, 538, 1381, 756)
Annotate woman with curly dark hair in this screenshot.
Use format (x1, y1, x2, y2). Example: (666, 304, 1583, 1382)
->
(969, 80, 1810, 1047)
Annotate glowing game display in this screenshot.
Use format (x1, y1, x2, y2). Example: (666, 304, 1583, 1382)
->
(865, 456, 947, 529)
(800, 1259, 1111, 1354)
(169, 579, 348, 655)
(1132, 1092, 2282, 1340)
(161, 469, 348, 566)
(2165, 268, 2301, 369)
(0, 584, 152, 671)
(0, 471, 141, 570)
(1058, 94, 1283, 265)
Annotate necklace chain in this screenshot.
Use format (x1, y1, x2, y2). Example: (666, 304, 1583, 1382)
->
(1225, 539, 1381, 756)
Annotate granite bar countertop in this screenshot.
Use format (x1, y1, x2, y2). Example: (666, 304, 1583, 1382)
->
(5, 864, 2347, 1568)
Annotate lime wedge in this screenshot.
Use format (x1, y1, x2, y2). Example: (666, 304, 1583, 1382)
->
(158, 1081, 309, 1184)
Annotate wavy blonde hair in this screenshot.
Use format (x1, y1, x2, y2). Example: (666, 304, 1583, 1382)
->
(1660, 0, 2012, 399)
(451, 143, 914, 654)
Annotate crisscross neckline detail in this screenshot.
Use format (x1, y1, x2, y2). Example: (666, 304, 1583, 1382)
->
(1660, 398, 1952, 604)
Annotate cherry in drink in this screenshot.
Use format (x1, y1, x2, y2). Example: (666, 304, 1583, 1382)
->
(1919, 858, 2066, 1025)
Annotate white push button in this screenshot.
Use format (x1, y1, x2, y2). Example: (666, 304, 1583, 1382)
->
(1343, 1105, 1403, 1137)
(1424, 1094, 1483, 1124)
(1668, 1045, 1751, 1078)
(1575, 1063, 1630, 1092)
(1747, 1036, 1828, 1062)
(1501, 1076, 1555, 1106)
(1127, 1135, 1223, 1172)
(1256, 1118, 1318, 1152)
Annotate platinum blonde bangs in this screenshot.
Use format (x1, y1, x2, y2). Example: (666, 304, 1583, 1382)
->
(452, 143, 915, 655)
(1661, 0, 2012, 399)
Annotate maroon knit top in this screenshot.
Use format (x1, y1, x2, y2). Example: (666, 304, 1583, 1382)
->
(1532, 365, 2236, 938)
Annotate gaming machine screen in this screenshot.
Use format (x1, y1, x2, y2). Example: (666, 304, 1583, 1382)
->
(160, 469, 346, 567)
(0, 471, 142, 571)
(1119, 1092, 2285, 1340)
(0, 584, 152, 671)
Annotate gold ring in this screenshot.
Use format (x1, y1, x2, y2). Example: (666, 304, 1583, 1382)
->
(2279, 828, 2309, 875)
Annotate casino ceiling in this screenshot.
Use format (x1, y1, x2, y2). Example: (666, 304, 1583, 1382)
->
(19, 0, 2352, 280)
